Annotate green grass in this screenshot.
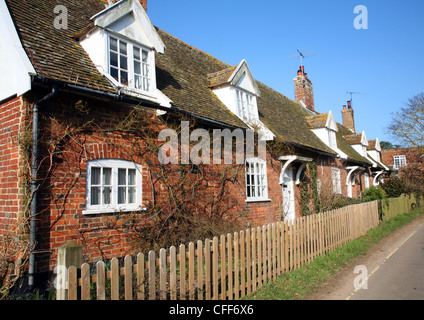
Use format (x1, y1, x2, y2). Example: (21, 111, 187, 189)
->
(247, 208, 424, 300)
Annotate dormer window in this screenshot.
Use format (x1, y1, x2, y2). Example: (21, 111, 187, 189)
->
(328, 129, 337, 149)
(108, 35, 151, 92)
(236, 89, 254, 121)
(79, 0, 172, 107)
(109, 37, 128, 85)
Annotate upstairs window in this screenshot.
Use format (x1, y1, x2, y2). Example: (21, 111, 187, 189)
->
(236, 89, 254, 121)
(245, 157, 268, 201)
(393, 155, 406, 170)
(85, 159, 143, 214)
(108, 35, 152, 93)
(328, 129, 337, 149)
(109, 37, 128, 85)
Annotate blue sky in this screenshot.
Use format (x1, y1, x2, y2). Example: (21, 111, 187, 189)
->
(148, 0, 424, 144)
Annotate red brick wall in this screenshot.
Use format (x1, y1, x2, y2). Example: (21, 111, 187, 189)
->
(0, 96, 27, 235)
(381, 147, 422, 166)
(1, 91, 370, 274)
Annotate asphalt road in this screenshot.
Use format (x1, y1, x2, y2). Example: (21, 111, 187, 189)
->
(308, 214, 424, 300)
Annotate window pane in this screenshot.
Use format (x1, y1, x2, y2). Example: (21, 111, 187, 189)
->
(103, 186, 111, 204)
(110, 52, 118, 67)
(128, 169, 136, 185)
(134, 47, 140, 60)
(143, 78, 150, 92)
(110, 38, 117, 52)
(103, 168, 111, 185)
(118, 187, 126, 204)
(142, 50, 148, 62)
(91, 187, 100, 205)
(118, 168, 126, 185)
(128, 187, 136, 204)
(91, 167, 101, 185)
(119, 41, 127, 55)
(134, 60, 141, 75)
(120, 55, 128, 70)
(134, 75, 141, 89)
(110, 67, 119, 81)
(120, 70, 128, 84)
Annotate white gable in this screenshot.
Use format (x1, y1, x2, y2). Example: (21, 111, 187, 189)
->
(0, 0, 36, 101)
(325, 111, 338, 131)
(91, 0, 165, 53)
(360, 131, 368, 146)
(374, 138, 381, 152)
(229, 60, 260, 96)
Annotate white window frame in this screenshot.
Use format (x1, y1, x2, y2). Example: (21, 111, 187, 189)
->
(84, 159, 143, 214)
(331, 167, 342, 194)
(236, 89, 254, 122)
(108, 34, 153, 93)
(328, 129, 337, 149)
(245, 157, 269, 202)
(393, 155, 406, 170)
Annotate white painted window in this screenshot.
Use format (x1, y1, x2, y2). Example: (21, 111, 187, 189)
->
(328, 129, 337, 149)
(364, 172, 370, 188)
(236, 89, 254, 121)
(331, 167, 342, 194)
(245, 157, 268, 201)
(393, 155, 406, 170)
(108, 35, 152, 93)
(85, 159, 143, 214)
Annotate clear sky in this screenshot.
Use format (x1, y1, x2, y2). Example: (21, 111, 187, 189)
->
(147, 0, 424, 145)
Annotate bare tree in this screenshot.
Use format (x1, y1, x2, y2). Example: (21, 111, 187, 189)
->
(386, 92, 424, 148)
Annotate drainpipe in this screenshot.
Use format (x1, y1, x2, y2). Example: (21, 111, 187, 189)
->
(28, 86, 58, 289)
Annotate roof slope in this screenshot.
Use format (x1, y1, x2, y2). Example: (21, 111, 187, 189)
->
(5, 0, 342, 156)
(336, 124, 372, 165)
(255, 83, 335, 154)
(155, 29, 247, 128)
(5, 0, 114, 93)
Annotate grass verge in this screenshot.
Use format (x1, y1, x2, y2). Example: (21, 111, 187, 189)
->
(247, 208, 424, 300)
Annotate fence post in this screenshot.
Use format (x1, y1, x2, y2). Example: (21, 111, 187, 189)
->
(56, 241, 83, 300)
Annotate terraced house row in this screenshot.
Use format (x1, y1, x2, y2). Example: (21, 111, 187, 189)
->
(0, 0, 389, 284)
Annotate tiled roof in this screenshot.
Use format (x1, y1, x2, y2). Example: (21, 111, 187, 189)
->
(207, 66, 237, 88)
(343, 133, 364, 145)
(6, 0, 115, 93)
(368, 139, 377, 150)
(337, 124, 372, 165)
(255, 84, 335, 154)
(5, 0, 347, 157)
(305, 113, 329, 129)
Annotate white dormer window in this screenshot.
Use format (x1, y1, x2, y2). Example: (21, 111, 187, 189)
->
(328, 129, 337, 149)
(236, 89, 254, 121)
(79, 0, 173, 108)
(108, 35, 151, 92)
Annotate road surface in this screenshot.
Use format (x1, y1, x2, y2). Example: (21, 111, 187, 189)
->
(307, 214, 424, 300)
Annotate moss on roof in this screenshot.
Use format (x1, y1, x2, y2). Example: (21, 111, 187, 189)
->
(337, 124, 372, 165)
(6, 0, 358, 159)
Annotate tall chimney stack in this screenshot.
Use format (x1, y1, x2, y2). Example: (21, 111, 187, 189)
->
(293, 66, 315, 112)
(342, 102, 355, 133)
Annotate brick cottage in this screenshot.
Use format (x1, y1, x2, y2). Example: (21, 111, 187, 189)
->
(0, 0, 389, 286)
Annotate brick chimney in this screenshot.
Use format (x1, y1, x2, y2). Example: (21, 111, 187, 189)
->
(342, 101, 355, 133)
(293, 66, 315, 112)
